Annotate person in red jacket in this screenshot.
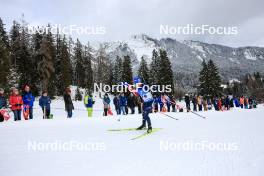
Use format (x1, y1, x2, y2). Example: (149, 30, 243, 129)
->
(9, 89, 23, 121)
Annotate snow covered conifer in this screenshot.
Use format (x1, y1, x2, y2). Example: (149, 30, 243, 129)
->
(122, 55, 133, 84)
(37, 36, 55, 91)
(149, 49, 160, 85)
(0, 18, 10, 90)
(158, 49, 174, 93)
(199, 59, 222, 97)
(138, 56, 149, 84)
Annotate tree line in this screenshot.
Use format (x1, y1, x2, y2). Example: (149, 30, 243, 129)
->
(0, 18, 175, 98)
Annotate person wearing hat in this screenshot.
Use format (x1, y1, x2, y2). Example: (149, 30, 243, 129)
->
(22, 85, 35, 119)
(63, 87, 74, 118)
(9, 89, 23, 121)
(137, 93, 153, 133)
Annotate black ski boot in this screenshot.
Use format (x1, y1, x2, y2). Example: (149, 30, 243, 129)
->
(147, 126, 152, 133)
(137, 121, 146, 130)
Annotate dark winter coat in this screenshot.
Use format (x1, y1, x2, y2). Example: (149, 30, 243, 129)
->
(22, 92, 35, 107)
(0, 95, 7, 109)
(143, 99, 153, 111)
(39, 96, 51, 110)
(192, 97, 197, 105)
(127, 96, 136, 107)
(153, 97, 159, 104)
(63, 93, 74, 111)
(119, 96, 127, 106)
(234, 98, 240, 107)
(103, 97, 110, 109)
(113, 97, 120, 107)
(185, 95, 190, 105)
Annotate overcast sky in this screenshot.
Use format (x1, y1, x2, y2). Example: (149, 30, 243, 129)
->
(0, 0, 264, 47)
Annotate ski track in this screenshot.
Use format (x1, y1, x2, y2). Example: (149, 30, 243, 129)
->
(0, 100, 264, 176)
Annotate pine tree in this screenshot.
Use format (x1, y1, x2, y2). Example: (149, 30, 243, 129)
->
(149, 49, 160, 85)
(138, 56, 149, 84)
(10, 21, 21, 68)
(198, 60, 208, 96)
(207, 59, 222, 96)
(18, 16, 36, 90)
(31, 30, 44, 95)
(75, 39, 85, 87)
(122, 55, 133, 84)
(68, 37, 76, 85)
(83, 44, 93, 91)
(0, 18, 9, 48)
(0, 18, 10, 90)
(113, 56, 123, 84)
(158, 49, 174, 93)
(37, 37, 55, 91)
(199, 59, 222, 97)
(55, 35, 73, 95)
(45, 25, 57, 97)
(95, 45, 110, 85)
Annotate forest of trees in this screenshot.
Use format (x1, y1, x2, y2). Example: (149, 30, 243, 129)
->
(198, 59, 264, 101)
(0, 17, 175, 98)
(0, 17, 94, 97)
(1, 17, 263, 101)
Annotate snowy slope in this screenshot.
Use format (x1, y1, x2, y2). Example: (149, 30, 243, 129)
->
(0, 98, 264, 176)
(94, 35, 264, 84)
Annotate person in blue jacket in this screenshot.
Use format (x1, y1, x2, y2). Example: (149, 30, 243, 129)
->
(0, 88, 7, 109)
(113, 94, 121, 115)
(22, 85, 35, 119)
(158, 95, 164, 111)
(153, 94, 159, 112)
(137, 93, 153, 133)
(84, 93, 95, 117)
(0, 88, 7, 122)
(119, 93, 127, 115)
(39, 91, 51, 119)
(234, 97, 240, 107)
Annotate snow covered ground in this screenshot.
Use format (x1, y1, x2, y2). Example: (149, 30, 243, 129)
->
(0, 98, 264, 176)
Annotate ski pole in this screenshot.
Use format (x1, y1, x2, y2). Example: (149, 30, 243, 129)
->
(160, 112, 178, 120)
(165, 98, 207, 119)
(189, 110, 206, 119)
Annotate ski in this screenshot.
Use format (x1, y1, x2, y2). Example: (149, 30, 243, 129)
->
(130, 128, 162, 140)
(108, 127, 147, 131)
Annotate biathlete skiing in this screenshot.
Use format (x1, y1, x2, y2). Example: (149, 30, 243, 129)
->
(136, 93, 153, 133)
